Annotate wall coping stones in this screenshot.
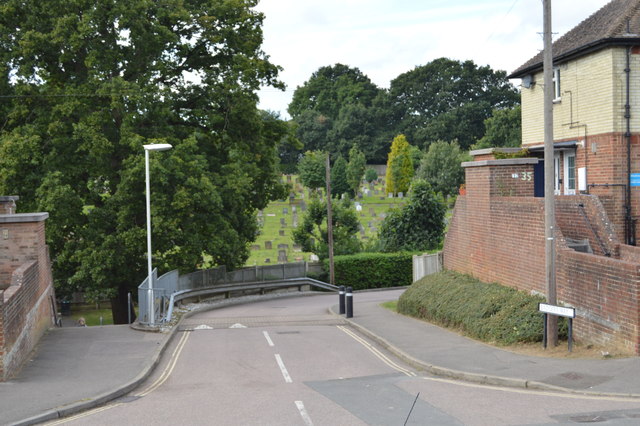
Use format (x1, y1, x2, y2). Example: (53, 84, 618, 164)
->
(468, 147, 523, 157)
(0, 213, 49, 223)
(462, 158, 539, 168)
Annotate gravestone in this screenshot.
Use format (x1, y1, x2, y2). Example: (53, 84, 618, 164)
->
(265, 258, 271, 263)
(283, 207, 288, 215)
(388, 193, 393, 198)
(277, 243, 289, 249)
(379, 196, 386, 200)
(357, 192, 363, 199)
(265, 241, 272, 250)
(360, 213, 365, 217)
(398, 192, 404, 198)
(279, 230, 285, 237)
(379, 212, 386, 219)
(257, 210, 263, 217)
(293, 244, 302, 252)
(369, 207, 375, 216)
(355, 203, 362, 212)
(292, 216, 298, 227)
(371, 211, 377, 218)
(278, 250, 288, 263)
(368, 221, 373, 228)
(374, 189, 379, 195)
(289, 194, 296, 203)
(292, 206, 297, 213)
(280, 218, 286, 226)
(251, 244, 261, 250)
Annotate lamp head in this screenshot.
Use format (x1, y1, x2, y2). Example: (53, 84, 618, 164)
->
(143, 143, 173, 152)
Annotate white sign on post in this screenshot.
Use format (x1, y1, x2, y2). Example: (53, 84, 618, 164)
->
(538, 303, 575, 318)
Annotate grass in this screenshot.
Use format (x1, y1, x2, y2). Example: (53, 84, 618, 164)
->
(246, 174, 406, 266)
(381, 300, 398, 312)
(69, 305, 114, 326)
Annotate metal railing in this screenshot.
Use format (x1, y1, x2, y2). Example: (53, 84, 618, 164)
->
(412, 252, 443, 282)
(137, 262, 335, 325)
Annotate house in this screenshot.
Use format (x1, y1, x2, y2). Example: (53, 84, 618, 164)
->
(508, 0, 640, 246)
(443, 0, 640, 353)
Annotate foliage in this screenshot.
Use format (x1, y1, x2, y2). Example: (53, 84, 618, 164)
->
(297, 150, 327, 191)
(325, 252, 414, 290)
(330, 155, 350, 197)
(365, 167, 379, 183)
(346, 146, 366, 196)
(398, 271, 568, 345)
(494, 148, 531, 159)
(0, 0, 286, 323)
(473, 106, 522, 149)
(292, 197, 361, 260)
(415, 140, 470, 198)
(389, 58, 519, 150)
(378, 180, 445, 252)
(271, 113, 304, 174)
(385, 135, 413, 195)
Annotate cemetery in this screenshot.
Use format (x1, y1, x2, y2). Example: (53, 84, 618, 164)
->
(245, 174, 406, 266)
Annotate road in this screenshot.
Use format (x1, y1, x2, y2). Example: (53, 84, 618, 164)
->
(43, 291, 640, 425)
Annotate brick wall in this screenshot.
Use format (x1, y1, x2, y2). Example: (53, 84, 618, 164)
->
(0, 210, 55, 380)
(445, 160, 640, 352)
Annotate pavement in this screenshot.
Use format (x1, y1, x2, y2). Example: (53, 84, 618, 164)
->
(3, 288, 640, 425)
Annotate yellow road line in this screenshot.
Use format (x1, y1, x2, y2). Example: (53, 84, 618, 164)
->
(338, 326, 416, 377)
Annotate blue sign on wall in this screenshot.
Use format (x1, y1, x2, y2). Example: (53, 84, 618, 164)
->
(632, 173, 640, 187)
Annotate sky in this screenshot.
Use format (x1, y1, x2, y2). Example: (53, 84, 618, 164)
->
(254, 0, 611, 118)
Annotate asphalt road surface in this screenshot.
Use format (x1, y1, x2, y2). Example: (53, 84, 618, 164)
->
(42, 292, 640, 426)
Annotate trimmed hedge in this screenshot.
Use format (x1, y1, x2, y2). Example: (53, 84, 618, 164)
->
(325, 252, 413, 290)
(398, 270, 567, 345)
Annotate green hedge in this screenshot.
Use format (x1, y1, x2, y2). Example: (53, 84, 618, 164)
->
(324, 252, 413, 290)
(398, 270, 567, 345)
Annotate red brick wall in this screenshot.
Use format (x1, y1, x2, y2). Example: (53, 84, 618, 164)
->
(0, 213, 55, 380)
(445, 160, 640, 352)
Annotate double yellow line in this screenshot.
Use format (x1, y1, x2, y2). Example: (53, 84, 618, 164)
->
(44, 331, 191, 425)
(338, 326, 416, 377)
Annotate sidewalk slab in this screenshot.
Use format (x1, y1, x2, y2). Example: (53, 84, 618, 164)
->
(0, 325, 170, 426)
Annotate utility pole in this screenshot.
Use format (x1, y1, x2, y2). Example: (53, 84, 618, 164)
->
(325, 152, 335, 285)
(543, 0, 558, 347)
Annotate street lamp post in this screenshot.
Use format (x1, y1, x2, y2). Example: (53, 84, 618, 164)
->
(144, 143, 172, 326)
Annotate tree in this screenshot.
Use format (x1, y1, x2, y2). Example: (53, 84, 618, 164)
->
(473, 106, 522, 149)
(385, 135, 414, 195)
(331, 155, 350, 197)
(0, 0, 286, 323)
(298, 150, 327, 191)
(365, 168, 379, 183)
(292, 197, 361, 260)
(416, 140, 470, 198)
(346, 146, 366, 196)
(378, 180, 446, 252)
(389, 58, 519, 149)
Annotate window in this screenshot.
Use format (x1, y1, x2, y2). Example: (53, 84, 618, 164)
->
(553, 67, 561, 101)
(564, 152, 576, 195)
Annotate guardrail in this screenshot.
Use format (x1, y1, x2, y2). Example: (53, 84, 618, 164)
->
(165, 277, 338, 322)
(137, 262, 335, 326)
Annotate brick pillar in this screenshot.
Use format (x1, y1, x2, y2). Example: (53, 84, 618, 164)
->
(0, 196, 18, 215)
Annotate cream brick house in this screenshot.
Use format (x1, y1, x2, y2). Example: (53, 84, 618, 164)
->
(508, 0, 640, 245)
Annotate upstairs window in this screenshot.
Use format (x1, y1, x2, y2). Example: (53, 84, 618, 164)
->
(553, 67, 561, 102)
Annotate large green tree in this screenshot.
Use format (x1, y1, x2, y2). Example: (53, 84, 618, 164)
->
(0, 0, 287, 323)
(378, 180, 446, 252)
(389, 58, 519, 150)
(473, 106, 522, 149)
(416, 140, 470, 198)
(346, 146, 366, 197)
(298, 150, 327, 191)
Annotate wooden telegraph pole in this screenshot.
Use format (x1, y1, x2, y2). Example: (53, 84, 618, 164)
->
(543, 0, 558, 347)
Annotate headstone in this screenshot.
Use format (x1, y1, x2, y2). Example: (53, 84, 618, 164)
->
(278, 250, 288, 263)
(300, 202, 307, 211)
(265, 258, 271, 263)
(398, 192, 404, 198)
(369, 207, 375, 216)
(289, 194, 296, 203)
(370, 183, 375, 190)
(265, 241, 272, 250)
(371, 211, 377, 218)
(283, 207, 288, 215)
(360, 229, 366, 237)
(279, 230, 285, 236)
(380, 196, 386, 200)
(309, 254, 320, 262)
(357, 192, 363, 199)
(388, 193, 393, 198)
(374, 189, 379, 195)
(360, 213, 365, 217)
(355, 203, 362, 212)
(368, 221, 373, 228)
(280, 218, 286, 226)
(379, 213, 387, 219)
(292, 206, 297, 213)
(257, 210, 263, 217)
(293, 244, 302, 252)
(277, 243, 289, 249)
(292, 216, 298, 227)
(364, 189, 370, 197)
(251, 244, 260, 250)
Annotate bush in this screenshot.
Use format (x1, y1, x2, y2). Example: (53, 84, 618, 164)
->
(398, 270, 567, 345)
(324, 252, 413, 290)
(365, 167, 378, 183)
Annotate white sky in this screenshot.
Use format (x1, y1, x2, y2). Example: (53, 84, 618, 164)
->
(255, 0, 610, 118)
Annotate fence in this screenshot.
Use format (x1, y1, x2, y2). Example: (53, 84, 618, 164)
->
(412, 252, 443, 282)
(137, 262, 315, 325)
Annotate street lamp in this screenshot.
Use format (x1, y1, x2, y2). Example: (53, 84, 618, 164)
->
(144, 143, 172, 326)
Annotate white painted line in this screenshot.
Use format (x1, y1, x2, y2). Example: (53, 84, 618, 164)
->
(263, 330, 275, 347)
(275, 354, 293, 383)
(295, 400, 314, 426)
(229, 323, 247, 328)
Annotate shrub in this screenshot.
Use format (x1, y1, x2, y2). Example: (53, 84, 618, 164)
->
(398, 270, 567, 345)
(324, 252, 413, 290)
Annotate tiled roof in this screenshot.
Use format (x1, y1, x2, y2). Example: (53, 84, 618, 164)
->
(509, 0, 640, 78)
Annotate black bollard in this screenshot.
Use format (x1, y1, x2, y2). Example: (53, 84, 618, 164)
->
(339, 286, 345, 315)
(346, 286, 353, 318)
